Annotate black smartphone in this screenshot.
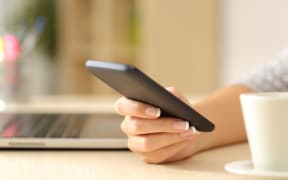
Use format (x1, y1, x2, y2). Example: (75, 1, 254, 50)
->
(85, 60, 215, 132)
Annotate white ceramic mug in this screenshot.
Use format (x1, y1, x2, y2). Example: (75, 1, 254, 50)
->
(240, 92, 288, 172)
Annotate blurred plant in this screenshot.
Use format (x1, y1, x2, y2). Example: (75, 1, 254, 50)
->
(9, 0, 57, 59)
(128, 0, 140, 48)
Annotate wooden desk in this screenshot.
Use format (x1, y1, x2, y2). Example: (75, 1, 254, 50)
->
(0, 96, 258, 179)
(0, 143, 257, 180)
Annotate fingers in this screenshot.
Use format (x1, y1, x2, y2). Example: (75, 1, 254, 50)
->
(141, 141, 193, 164)
(121, 116, 189, 135)
(114, 87, 197, 163)
(115, 97, 161, 119)
(127, 132, 195, 153)
(114, 86, 190, 119)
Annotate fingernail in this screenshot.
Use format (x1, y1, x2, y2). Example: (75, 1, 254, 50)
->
(145, 107, 161, 117)
(191, 126, 200, 135)
(173, 121, 189, 131)
(114, 98, 121, 113)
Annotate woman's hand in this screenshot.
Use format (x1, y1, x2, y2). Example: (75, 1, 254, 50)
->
(114, 87, 202, 163)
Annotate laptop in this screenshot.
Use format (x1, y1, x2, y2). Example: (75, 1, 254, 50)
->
(0, 96, 127, 149)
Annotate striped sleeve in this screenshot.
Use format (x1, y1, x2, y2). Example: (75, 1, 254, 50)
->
(237, 49, 288, 92)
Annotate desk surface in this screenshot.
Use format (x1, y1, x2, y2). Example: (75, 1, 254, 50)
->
(0, 143, 257, 180)
(0, 96, 257, 179)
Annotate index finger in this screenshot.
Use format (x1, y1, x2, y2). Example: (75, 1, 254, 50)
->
(115, 97, 161, 119)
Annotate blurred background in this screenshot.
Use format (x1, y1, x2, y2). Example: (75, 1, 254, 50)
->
(1, 0, 288, 101)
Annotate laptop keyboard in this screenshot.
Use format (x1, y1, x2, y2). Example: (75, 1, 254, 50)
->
(0, 114, 125, 138)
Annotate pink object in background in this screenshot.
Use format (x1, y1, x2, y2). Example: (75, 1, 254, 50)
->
(0, 37, 4, 61)
(3, 34, 21, 61)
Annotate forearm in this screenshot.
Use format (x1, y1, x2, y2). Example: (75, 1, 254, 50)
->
(192, 84, 254, 152)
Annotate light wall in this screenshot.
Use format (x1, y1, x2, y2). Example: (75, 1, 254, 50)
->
(138, 0, 218, 94)
(219, 0, 288, 85)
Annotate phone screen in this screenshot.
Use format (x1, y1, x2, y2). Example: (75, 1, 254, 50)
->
(0, 113, 126, 139)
